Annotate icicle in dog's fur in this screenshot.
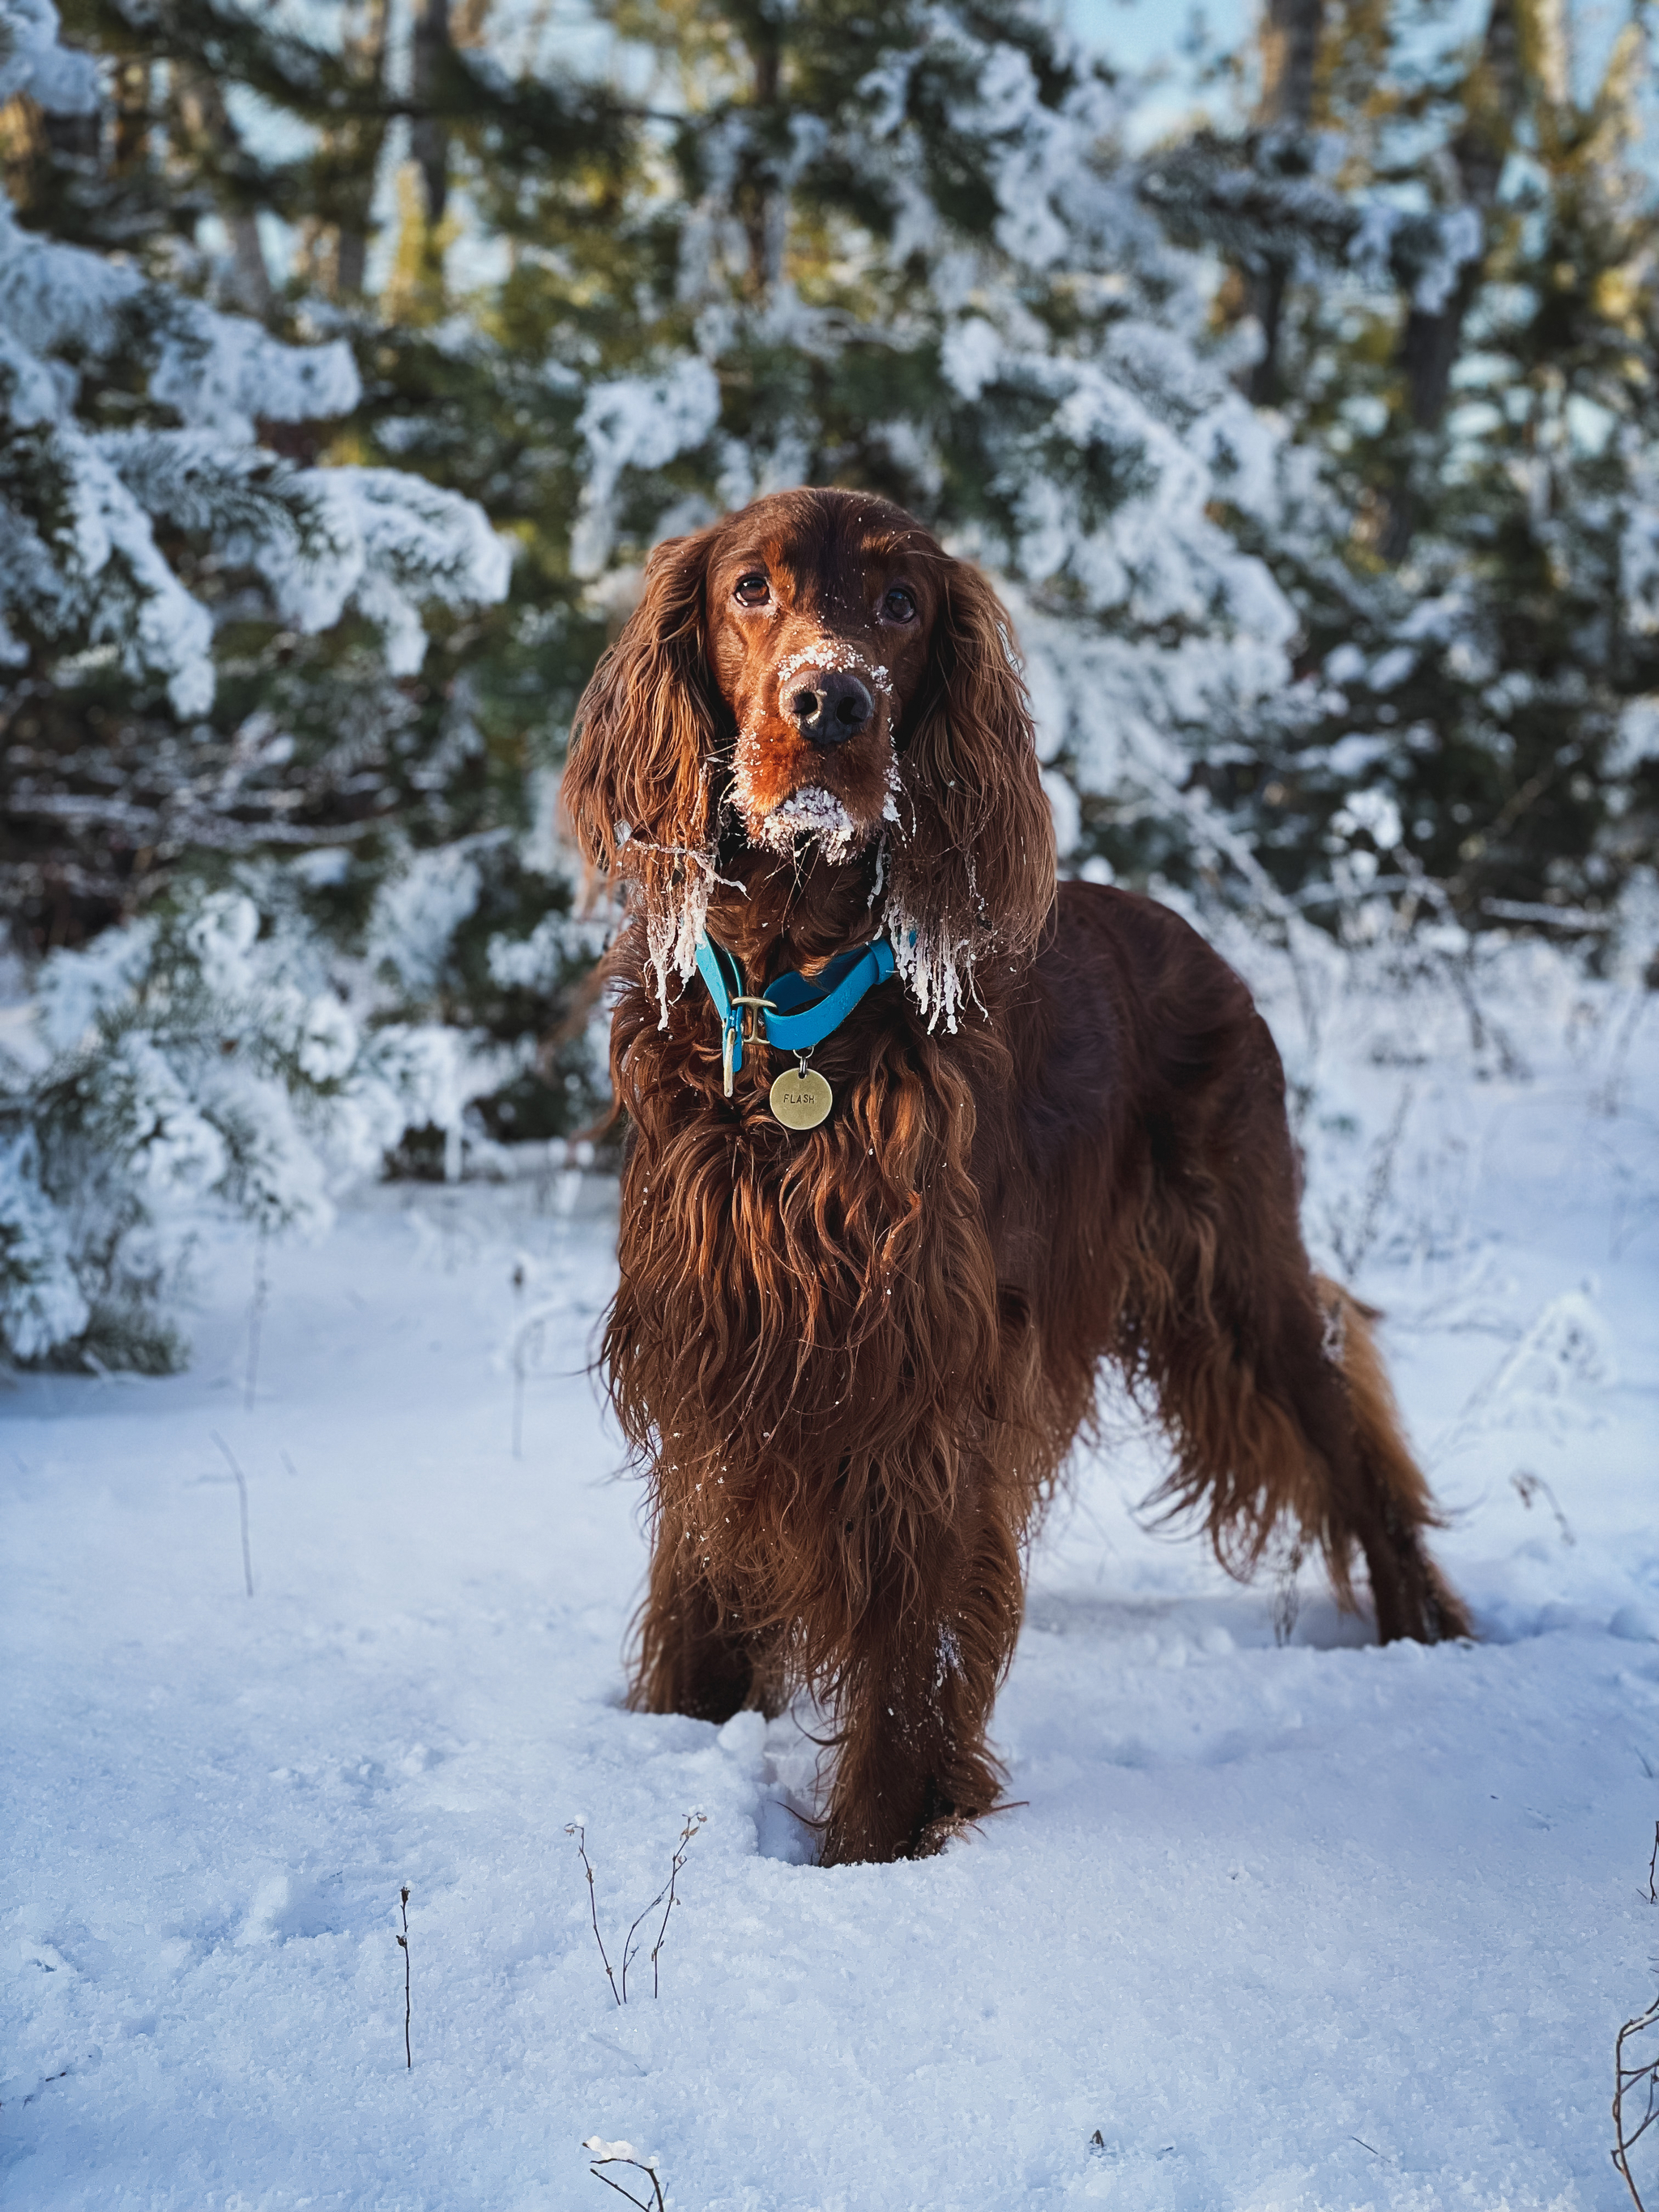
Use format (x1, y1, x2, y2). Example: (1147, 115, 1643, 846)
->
(624, 832, 715, 1026)
(883, 880, 980, 1033)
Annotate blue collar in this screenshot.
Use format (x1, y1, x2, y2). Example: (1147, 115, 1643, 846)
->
(694, 933, 898, 1095)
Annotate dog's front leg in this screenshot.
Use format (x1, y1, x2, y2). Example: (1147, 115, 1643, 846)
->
(819, 1494, 1023, 1865)
(630, 1519, 780, 1724)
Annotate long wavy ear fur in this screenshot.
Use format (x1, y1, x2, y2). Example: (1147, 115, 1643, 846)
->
(561, 528, 723, 1019)
(885, 558, 1056, 1029)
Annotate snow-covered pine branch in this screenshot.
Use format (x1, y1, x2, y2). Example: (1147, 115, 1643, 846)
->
(0, 197, 510, 710)
(0, 890, 502, 1369)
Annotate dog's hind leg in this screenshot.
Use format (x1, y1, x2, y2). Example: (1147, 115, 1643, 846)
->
(1124, 1071, 1469, 1644)
(1312, 1277, 1472, 1643)
(1137, 1241, 1469, 1643)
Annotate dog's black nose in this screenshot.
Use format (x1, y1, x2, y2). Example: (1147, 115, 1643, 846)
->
(788, 669, 873, 747)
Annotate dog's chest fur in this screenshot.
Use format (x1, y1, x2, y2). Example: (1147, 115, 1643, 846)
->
(602, 955, 1032, 1623)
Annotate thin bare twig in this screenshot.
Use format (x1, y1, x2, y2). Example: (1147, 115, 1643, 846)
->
(1271, 1538, 1305, 1648)
(620, 1810, 707, 2001)
(395, 1884, 412, 2069)
(1613, 1822, 1659, 2210)
(1592, 987, 1652, 1119)
(1325, 1084, 1412, 1281)
(651, 1809, 706, 1998)
(509, 1297, 565, 1460)
(1512, 1470, 1576, 1547)
(583, 2141, 667, 2212)
(511, 1260, 526, 1459)
(211, 1431, 254, 1597)
(1614, 1993, 1659, 2210)
(565, 1824, 621, 2005)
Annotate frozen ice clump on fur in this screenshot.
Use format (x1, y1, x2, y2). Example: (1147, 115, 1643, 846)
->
(757, 786, 859, 859)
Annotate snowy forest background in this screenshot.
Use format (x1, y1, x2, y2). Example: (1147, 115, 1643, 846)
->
(1, 0, 1657, 1372)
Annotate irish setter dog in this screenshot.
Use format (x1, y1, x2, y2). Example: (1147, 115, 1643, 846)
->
(563, 487, 1469, 1867)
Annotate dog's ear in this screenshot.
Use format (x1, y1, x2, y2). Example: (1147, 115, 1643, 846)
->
(561, 527, 724, 1013)
(885, 557, 1056, 1029)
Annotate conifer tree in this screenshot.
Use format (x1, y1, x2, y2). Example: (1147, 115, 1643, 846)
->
(0, 0, 518, 1364)
(1145, 0, 1659, 937)
(416, 0, 1320, 954)
(1, 0, 631, 1153)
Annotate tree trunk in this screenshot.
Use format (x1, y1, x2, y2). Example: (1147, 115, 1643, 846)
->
(1377, 0, 1525, 558)
(738, 28, 782, 299)
(111, 58, 150, 174)
(174, 71, 273, 318)
(411, 0, 451, 231)
(1259, 0, 1324, 130)
(1246, 0, 1324, 405)
(334, 0, 391, 298)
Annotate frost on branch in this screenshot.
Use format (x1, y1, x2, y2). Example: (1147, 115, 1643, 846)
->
(0, 88, 508, 714)
(0, 0, 96, 115)
(0, 1129, 88, 1362)
(0, 893, 500, 1370)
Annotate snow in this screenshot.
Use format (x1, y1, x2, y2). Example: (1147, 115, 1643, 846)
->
(369, 846, 488, 999)
(1, 895, 516, 1366)
(0, 1131, 87, 1358)
(753, 784, 860, 859)
(0, 0, 96, 113)
(0, 212, 360, 444)
(3, 942, 1656, 2208)
(573, 363, 724, 579)
(0, 164, 507, 714)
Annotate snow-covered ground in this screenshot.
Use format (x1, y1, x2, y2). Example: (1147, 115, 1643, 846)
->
(4, 936, 1658, 2211)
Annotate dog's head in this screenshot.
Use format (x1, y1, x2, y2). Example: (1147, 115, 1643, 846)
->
(563, 488, 1056, 1026)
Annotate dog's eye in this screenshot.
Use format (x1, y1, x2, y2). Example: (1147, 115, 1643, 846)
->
(881, 584, 918, 624)
(734, 573, 770, 607)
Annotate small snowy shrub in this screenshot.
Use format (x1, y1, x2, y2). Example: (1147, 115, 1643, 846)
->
(0, 890, 499, 1370)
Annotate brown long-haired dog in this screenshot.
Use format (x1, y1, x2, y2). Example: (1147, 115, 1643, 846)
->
(563, 487, 1470, 1867)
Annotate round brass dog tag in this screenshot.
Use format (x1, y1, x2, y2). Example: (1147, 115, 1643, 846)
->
(769, 1065, 833, 1131)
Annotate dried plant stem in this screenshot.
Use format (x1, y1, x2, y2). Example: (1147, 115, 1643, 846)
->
(1512, 1469, 1576, 1547)
(1324, 1082, 1410, 1281)
(650, 1811, 706, 1998)
(1614, 1992, 1659, 2210)
(512, 1261, 526, 1460)
(585, 2147, 667, 2211)
(565, 1824, 621, 2005)
(620, 1811, 707, 2001)
(1271, 1538, 1304, 1648)
(395, 1884, 412, 2069)
(211, 1430, 254, 1597)
(1613, 1822, 1659, 2210)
